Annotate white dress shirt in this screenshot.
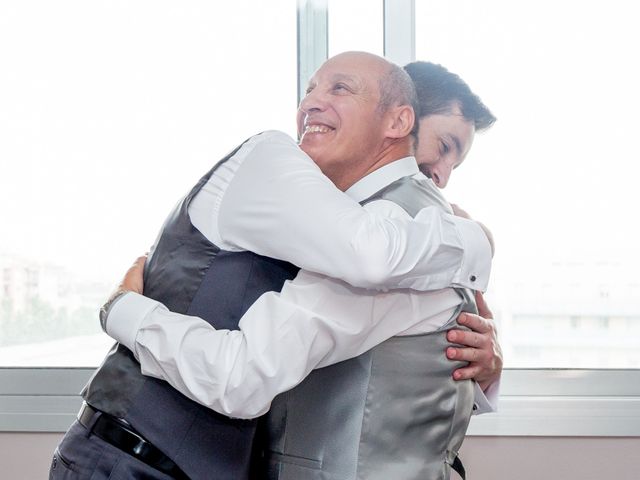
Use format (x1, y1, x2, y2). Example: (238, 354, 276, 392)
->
(107, 138, 497, 418)
(186, 130, 491, 291)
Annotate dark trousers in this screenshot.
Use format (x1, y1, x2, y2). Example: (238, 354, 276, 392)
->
(49, 420, 174, 479)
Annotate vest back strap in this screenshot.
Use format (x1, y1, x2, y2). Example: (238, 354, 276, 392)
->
(451, 455, 466, 479)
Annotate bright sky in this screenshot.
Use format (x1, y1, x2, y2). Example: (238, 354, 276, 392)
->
(1, 0, 639, 368)
(0, 1, 297, 281)
(325, 0, 640, 288)
(2, 0, 639, 285)
(414, 0, 640, 273)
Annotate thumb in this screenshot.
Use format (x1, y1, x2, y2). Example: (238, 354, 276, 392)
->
(474, 291, 493, 319)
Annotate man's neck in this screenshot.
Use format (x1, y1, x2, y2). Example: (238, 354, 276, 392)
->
(335, 137, 413, 192)
(344, 156, 419, 203)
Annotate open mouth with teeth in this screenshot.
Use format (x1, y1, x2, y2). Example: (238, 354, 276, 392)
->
(300, 124, 335, 146)
(304, 124, 334, 134)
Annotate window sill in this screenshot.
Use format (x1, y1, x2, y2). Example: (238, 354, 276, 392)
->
(469, 369, 640, 436)
(2, 368, 640, 436)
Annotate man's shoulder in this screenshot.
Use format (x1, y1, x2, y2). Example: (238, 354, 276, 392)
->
(251, 130, 297, 147)
(229, 130, 302, 164)
(363, 197, 411, 220)
(373, 174, 452, 217)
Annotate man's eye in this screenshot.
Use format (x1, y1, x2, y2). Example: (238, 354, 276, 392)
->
(333, 83, 350, 92)
(440, 141, 450, 155)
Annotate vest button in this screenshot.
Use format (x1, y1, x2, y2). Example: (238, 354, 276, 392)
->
(470, 275, 477, 282)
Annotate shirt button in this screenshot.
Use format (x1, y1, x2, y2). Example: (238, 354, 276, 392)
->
(470, 275, 477, 282)
(473, 403, 479, 411)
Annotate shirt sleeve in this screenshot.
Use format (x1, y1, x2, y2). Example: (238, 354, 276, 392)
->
(106, 192, 492, 418)
(106, 189, 492, 418)
(215, 131, 491, 292)
(108, 265, 461, 419)
(108, 195, 464, 419)
(472, 377, 501, 414)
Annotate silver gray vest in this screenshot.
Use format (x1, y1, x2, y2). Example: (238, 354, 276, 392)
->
(262, 174, 478, 480)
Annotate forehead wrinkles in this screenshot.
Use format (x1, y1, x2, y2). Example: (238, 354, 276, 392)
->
(331, 72, 362, 85)
(309, 70, 369, 92)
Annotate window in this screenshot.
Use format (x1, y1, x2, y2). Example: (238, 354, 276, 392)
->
(328, 0, 383, 56)
(2, 0, 639, 437)
(0, 0, 297, 366)
(415, 0, 640, 368)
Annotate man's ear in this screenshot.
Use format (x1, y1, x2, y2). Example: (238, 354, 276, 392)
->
(384, 104, 415, 139)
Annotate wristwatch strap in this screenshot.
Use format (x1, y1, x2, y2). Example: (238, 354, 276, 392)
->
(99, 289, 128, 332)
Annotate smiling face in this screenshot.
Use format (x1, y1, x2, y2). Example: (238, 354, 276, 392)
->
(297, 52, 392, 191)
(415, 103, 475, 188)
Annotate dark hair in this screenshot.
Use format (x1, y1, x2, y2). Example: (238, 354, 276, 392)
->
(404, 61, 496, 132)
(378, 62, 420, 136)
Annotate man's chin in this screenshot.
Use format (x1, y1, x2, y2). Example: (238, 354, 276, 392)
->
(299, 141, 322, 159)
(299, 145, 329, 169)
(300, 133, 341, 166)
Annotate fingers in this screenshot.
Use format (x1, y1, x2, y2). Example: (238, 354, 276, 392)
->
(449, 301, 503, 386)
(474, 291, 494, 319)
(132, 254, 148, 268)
(450, 203, 472, 220)
(447, 345, 486, 364)
(447, 339, 504, 386)
(454, 312, 492, 335)
(448, 346, 495, 385)
(452, 364, 482, 381)
(119, 254, 148, 294)
(447, 328, 485, 348)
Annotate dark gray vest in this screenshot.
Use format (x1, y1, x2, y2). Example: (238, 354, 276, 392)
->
(82, 138, 299, 480)
(262, 174, 477, 480)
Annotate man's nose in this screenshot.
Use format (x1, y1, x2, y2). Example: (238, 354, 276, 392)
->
(431, 163, 452, 188)
(299, 88, 327, 114)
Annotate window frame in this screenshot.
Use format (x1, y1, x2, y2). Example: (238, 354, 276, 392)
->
(2, 0, 638, 438)
(3, 367, 640, 436)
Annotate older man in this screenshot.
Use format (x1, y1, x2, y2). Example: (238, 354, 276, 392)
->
(51, 53, 494, 480)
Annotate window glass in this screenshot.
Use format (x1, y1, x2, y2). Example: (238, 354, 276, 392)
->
(416, 0, 640, 367)
(0, 0, 297, 366)
(328, 0, 383, 56)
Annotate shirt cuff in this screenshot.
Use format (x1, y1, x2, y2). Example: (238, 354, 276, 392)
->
(472, 377, 501, 415)
(105, 292, 163, 357)
(450, 217, 492, 292)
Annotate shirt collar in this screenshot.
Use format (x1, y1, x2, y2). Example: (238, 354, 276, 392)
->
(344, 156, 419, 203)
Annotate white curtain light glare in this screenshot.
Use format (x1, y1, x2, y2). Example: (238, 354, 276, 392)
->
(1, 0, 638, 368)
(328, 0, 383, 56)
(0, 0, 297, 366)
(415, 0, 640, 368)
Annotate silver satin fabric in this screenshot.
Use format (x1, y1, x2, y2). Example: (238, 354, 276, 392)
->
(264, 175, 477, 480)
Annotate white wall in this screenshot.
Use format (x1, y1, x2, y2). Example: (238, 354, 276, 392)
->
(1, 432, 61, 479)
(4, 432, 639, 480)
(460, 437, 640, 480)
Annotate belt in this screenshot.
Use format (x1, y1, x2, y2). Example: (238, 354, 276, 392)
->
(77, 402, 190, 479)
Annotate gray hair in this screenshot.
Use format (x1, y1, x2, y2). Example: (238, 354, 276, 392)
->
(377, 62, 419, 135)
